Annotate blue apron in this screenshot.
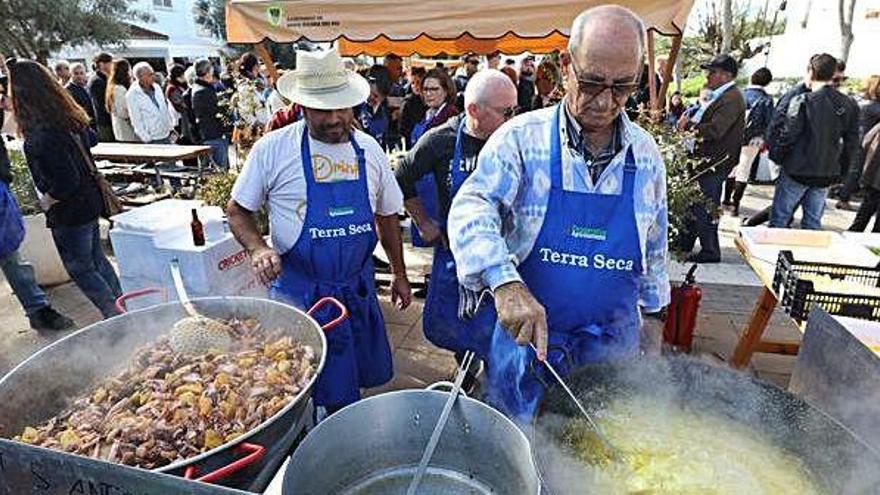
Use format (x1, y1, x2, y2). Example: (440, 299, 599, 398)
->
(409, 118, 440, 248)
(486, 105, 643, 420)
(270, 126, 393, 409)
(0, 181, 25, 259)
(422, 119, 496, 357)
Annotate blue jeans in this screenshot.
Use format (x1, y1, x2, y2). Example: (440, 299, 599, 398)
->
(204, 137, 229, 170)
(51, 221, 122, 318)
(0, 249, 48, 316)
(770, 172, 828, 230)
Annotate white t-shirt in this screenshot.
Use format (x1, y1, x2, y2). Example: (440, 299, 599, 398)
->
(232, 120, 403, 254)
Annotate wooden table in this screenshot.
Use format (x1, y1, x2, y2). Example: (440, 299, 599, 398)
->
(91, 143, 212, 164)
(730, 230, 880, 369)
(729, 236, 802, 369)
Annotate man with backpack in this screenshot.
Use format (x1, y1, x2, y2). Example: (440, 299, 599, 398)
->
(768, 53, 860, 229)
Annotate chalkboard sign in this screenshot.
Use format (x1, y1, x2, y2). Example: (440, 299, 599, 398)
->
(0, 439, 252, 495)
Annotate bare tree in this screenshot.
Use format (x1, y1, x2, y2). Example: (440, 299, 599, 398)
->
(722, 0, 734, 53)
(838, 0, 858, 63)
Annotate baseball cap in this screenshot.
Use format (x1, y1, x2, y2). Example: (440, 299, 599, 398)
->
(700, 54, 738, 76)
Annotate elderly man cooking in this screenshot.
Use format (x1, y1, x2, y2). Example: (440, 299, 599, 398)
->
(227, 48, 412, 414)
(448, 5, 669, 419)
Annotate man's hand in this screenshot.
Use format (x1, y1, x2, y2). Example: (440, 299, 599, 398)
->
(494, 281, 548, 360)
(391, 273, 412, 310)
(414, 218, 447, 247)
(39, 193, 59, 212)
(250, 246, 282, 286)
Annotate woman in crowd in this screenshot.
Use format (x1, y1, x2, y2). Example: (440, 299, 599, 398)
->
(410, 67, 458, 144)
(849, 76, 880, 232)
(7, 59, 122, 318)
(165, 64, 194, 142)
(664, 91, 686, 126)
(407, 67, 459, 249)
(358, 65, 392, 149)
(165, 64, 198, 167)
(105, 58, 137, 142)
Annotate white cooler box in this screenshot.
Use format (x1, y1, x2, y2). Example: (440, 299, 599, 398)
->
(110, 199, 264, 311)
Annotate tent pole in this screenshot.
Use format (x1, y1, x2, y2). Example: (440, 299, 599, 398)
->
(646, 30, 658, 118)
(658, 34, 683, 108)
(255, 41, 279, 84)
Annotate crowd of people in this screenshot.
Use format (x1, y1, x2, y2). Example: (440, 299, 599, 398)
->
(2, 3, 880, 423)
(655, 53, 880, 263)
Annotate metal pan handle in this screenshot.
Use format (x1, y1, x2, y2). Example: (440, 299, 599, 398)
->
(425, 381, 469, 399)
(115, 287, 168, 314)
(183, 442, 266, 484)
(307, 296, 349, 332)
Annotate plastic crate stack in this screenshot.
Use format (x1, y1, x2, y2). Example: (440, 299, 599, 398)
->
(772, 251, 880, 323)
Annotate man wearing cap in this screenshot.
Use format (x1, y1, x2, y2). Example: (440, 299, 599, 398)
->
(227, 48, 412, 413)
(678, 54, 745, 263)
(448, 5, 669, 419)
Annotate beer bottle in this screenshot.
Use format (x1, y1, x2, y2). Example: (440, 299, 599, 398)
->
(191, 209, 206, 246)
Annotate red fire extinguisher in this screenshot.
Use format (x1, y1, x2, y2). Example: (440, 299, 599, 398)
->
(663, 264, 702, 352)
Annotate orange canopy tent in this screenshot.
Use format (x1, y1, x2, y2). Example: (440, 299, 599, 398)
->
(226, 0, 695, 108)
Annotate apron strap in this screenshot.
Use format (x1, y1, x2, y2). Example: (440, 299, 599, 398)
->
(549, 105, 563, 189)
(449, 117, 468, 194)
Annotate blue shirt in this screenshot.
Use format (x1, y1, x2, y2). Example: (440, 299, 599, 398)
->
(447, 101, 670, 312)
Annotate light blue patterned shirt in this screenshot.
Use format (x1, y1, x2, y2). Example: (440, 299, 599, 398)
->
(448, 102, 670, 312)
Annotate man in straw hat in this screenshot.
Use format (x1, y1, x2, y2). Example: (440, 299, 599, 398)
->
(448, 5, 669, 419)
(227, 48, 412, 414)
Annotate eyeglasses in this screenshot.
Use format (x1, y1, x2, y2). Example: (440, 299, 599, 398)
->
(422, 85, 443, 93)
(569, 59, 640, 101)
(491, 105, 518, 119)
(466, 60, 479, 66)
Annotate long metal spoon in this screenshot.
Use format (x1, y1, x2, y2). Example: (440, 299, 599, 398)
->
(406, 350, 475, 495)
(530, 343, 622, 461)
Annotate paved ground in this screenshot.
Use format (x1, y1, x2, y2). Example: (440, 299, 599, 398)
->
(0, 185, 862, 391)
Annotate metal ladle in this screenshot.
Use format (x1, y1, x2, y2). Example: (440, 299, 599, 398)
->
(406, 350, 475, 495)
(168, 259, 233, 354)
(530, 343, 623, 462)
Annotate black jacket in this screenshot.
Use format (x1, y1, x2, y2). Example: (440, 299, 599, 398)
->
(23, 129, 103, 228)
(775, 85, 860, 186)
(66, 82, 96, 129)
(191, 79, 225, 141)
(399, 92, 427, 149)
(87, 72, 111, 127)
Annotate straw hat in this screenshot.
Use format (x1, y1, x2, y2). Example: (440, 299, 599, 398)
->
(276, 48, 369, 110)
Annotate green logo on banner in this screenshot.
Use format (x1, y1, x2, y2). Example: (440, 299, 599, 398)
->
(329, 206, 355, 217)
(570, 225, 606, 241)
(267, 5, 283, 27)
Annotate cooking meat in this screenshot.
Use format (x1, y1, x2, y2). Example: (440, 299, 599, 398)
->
(13, 318, 316, 469)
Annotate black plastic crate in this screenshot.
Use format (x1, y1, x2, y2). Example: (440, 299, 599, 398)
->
(772, 251, 880, 323)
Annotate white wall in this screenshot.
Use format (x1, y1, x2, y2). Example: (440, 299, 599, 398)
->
(765, 0, 880, 79)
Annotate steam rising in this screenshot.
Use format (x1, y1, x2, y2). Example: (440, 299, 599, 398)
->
(528, 355, 880, 495)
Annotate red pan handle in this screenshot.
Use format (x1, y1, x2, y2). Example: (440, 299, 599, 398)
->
(115, 287, 168, 313)
(307, 296, 349, 332)
(183, 442, 266, 484)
